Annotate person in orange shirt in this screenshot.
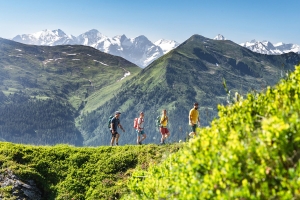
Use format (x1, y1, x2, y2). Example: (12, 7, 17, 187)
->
(189, 102, 200, 137)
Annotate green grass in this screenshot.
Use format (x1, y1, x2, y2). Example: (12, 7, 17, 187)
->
(0, 142, 182, 200)
(125, 64, 300, 199)
(83, 78, 130, 114)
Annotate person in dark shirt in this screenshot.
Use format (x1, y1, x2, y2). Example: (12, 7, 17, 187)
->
(110, 111, 125, 146)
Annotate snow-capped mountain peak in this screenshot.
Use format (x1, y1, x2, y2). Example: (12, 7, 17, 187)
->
(214, 34, 226, 40)
(240, 40, 300, 55)
(12, 29, 76, 46)
(274, 42, 284, 47)
(11, 29, 180, 67)
(154, 39, 179, 54)
(76, 29, 108, 46)
(112, 34, 127, 41)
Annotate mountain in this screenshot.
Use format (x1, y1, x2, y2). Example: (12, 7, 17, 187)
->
(12, 29, 180, 68)
(0, 37, 141, 145)
(12, 29, 77, 46)
(214, 34, 226, 40)
(154, 39, 180, 54)
(3, 35, 300, 146)
(79, 34, 300, 146)
(240, 39, 300, 55)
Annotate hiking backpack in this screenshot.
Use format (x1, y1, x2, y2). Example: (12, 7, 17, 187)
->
(133, 118, 138, 129)
(155, 116, 161, 129)
(108, 116, 114, 128)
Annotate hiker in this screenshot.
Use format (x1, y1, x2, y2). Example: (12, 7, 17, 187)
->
(189, 102, 200, 137)
(160, 109, 170, 145)
(110, 111, 125, 146)
(136, 112, 146, 145)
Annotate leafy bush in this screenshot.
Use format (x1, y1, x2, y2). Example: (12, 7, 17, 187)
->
(125, 64, 300, 199)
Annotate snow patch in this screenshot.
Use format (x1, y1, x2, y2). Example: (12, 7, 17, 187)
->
(120, 71, 131, 80)
(118, 67, 131, 81)
(93, 60, 109, 66)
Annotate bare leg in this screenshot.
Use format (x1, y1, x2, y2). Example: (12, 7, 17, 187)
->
(140, 134, 146, 143)
(160, 128, 165, 143)
(165, 132, 170, 139)
(164, 132, 170, 143)
(161, 133, 165, 143)
(137, 135, 140, 144)
(189, 132, 196, 137)
(115, 134, 120, 145)
(110, 137, 115, 146)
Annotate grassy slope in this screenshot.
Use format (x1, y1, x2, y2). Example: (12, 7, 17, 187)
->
(125, 64, 300, 199)
(0, 38, 141, 145)
(0, 142, 182, 200)
(80, 34, 300, 146)
(0, 39, 141, 109)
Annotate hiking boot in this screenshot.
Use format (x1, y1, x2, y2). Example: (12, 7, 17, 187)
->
(138, 141, 142, 145)
(116, 143, 119, 146)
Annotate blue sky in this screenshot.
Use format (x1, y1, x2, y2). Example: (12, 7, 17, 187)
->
(0, 0, 299, 44)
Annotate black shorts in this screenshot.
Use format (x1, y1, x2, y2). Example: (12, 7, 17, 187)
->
(110, 130, 119, 138)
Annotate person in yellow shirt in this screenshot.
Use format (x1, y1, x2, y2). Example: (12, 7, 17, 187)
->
(160, 109, 170, 145)
(189, 102, 200, 137)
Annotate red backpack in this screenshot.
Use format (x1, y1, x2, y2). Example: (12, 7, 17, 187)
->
(133, 118, 138, 129)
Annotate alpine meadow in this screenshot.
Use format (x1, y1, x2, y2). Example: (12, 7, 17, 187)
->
(1, 32, 300, 199)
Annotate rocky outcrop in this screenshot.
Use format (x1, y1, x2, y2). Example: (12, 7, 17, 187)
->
(0, 169, 42, 200)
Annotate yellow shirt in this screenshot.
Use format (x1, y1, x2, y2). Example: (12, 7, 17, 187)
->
(189, 108, 199, 125)
(160, 115, 168, 127)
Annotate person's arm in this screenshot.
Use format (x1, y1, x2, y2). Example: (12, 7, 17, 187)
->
(111, 122, 114, 133)
(118, 123, 125, 132)
(189, 110, 193, 125)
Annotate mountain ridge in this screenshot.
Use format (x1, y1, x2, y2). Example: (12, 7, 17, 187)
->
(2, 35, 300, 146)
(240, 39, 300, 55)
(12, 29, 180, 68)
(0, 37, 141, 145)
(79, 34, 300, 146)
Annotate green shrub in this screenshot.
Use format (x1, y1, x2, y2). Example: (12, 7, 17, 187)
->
(125, 64, 300, 199)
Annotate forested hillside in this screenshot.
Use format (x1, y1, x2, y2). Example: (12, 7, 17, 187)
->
(1, 36, 300, 147)
(0, 38, 140, 145)
(0, 92, 82, 145)
(79, 35, 300, 146)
